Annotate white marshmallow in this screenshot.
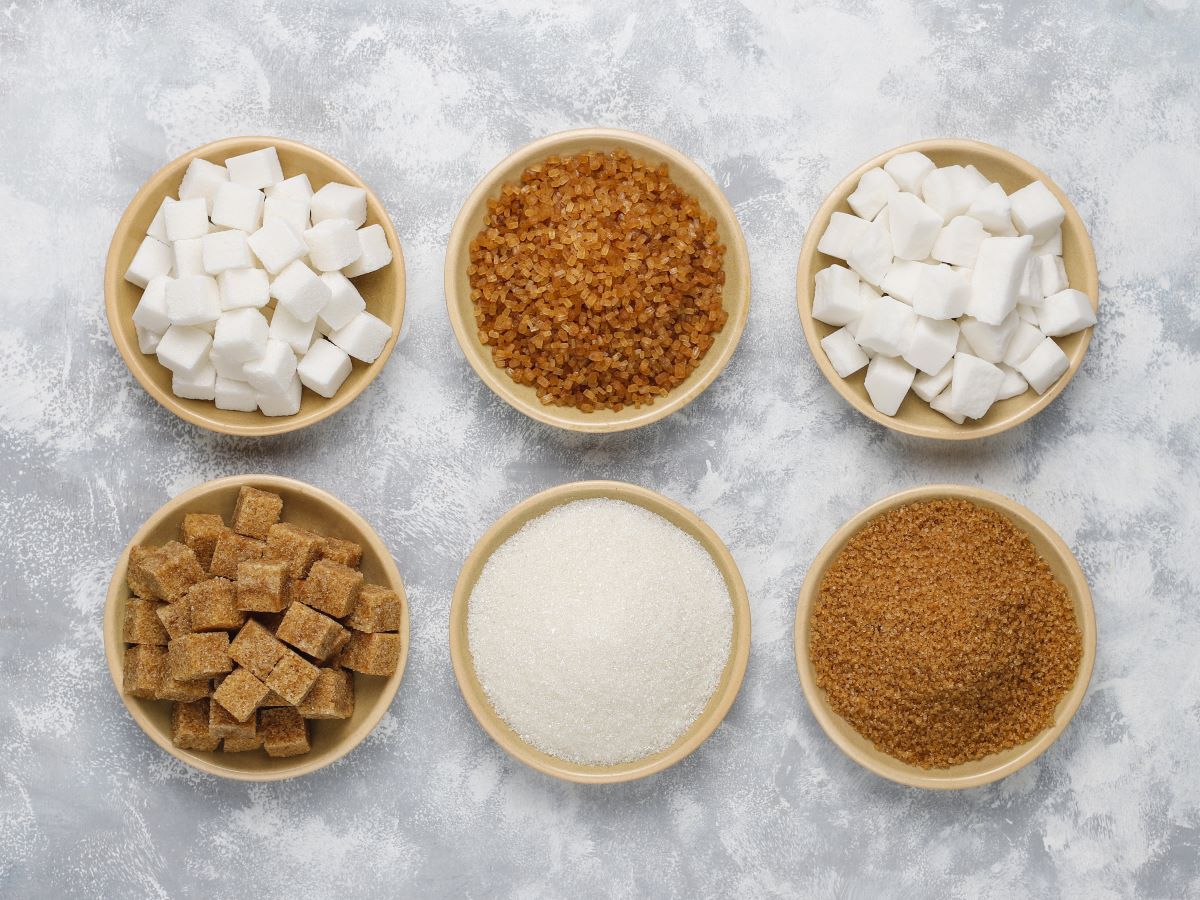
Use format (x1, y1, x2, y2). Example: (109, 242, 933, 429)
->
(903, 316, 959, 376)
(931, 215, 987, 267)
(959, 309, 1019, 363)
(341, 224, 393, 278)
(310, 182, 367, 228)
(817, 212, 870, 261)
(812, 264, 864, 326)
(1032, 227, 1063, 256)
(268, 305, 317, 356)
(1038, 289, 1096, 337)
(864, 354, 916, 416)
(248, 219, 308, 274)
(1009, 181, 1065, 242)
(124, 236, 173, 288)
(879, 259, 931, 305)
(912, 361, 953, 402)
(328, 311, 392, 363)
(913, 264, 970, 320)
(949, 352, 1004, 419)
(846, 221, 892, 286)
(297, 338, 353, 398)
(1003, 320, 1046, 367)
(217, 267, 270, 310)
(214, 376, 259, 412)
(303, 218, 363, 272)
(211, 181, 265, 234)
(265, 173, 313, 203)
(996, 364, 1029, 400)
(164, 197, 210, 242)
(225, 147, 284, 190)
(1018, 337, 1070, 393)
(172, 237, 205, 277)
(1038, 254, 1069, 297)
(171, 361, 217, 401)
(264, 195, 310, 234)
(965, 182, 1011, 234)
(156, 325, 212, 374)
(243, 339, 298, 394)
(855, 295, 917, 357)
(212, 308, 269, 363)
(201, 229, 253, 275)
(820, 327, 869, 378)
(165, 275, 221, 327)
(930, 387, 966, 424)
(177, 158, 228, 214)
(921, 166, 975, 221)
(258, 373, 303, 417)
(883, 151, 935, 194)
(1017, 304, 1040, 325)
(136, 326, 163, 355)
(968, 235, 1033, 325)
(271, 260, 332, 322)
(146, 196, 177, 243)
(132, 275, 172, 333)
(1016, 255, 1044, 306)
(317, 273, 367, 333)
(847, 167, 900, 220)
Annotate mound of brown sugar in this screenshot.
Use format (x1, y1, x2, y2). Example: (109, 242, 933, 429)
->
(468, 148, 727, 412)
(809, 498, 1082, 769)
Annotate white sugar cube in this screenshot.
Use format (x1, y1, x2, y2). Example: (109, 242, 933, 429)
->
(1038, 289, 1096, 336)
(903, 316, 959, 375)
(965, 182, 1011, 234)
(328, 310, 392, 363)
(311, 182, 367, 228)
(264, 195, 310, 234)
(846, 221, 892, 286)
(146, 196, 177, 243)
(996, 364, 1029, 400)
(297, 338, 353, 398)
(165, 275, 220, 327)
(210, 349, 249, 381)
(268, 305, 317, 355)
(136, 326, 163, 355)
(912, 361, 953, 402)
(303, 218, 362, 272)
(855, 295, 917, 357)
(1038, 254, 1069, 297)
(243, 338, 297, 394)
(930, 387, 966, 424)
(813, 264, 864, 326)
(961, 166, 990, 194)
(225, 147, 284, 190)
(164, 197, 210, 242)
(817, 212, 870, 261)
(913, 264, 969, 320)
(883, 151, 935, 194)
(177, 158, 228, 214)
(931, 215, 987, 267)
(341, 224, 393, 277)
(957, 331, 974, 354)
(1009, 181, 1065, 242)
(872, 204, 890, 229)
(968, 235, 1033, 325)
(959, 309, 1019, 363)
(217, 267, 269, 310)
(864, 354, 916, 416)
(1017, 303, 1040, 325)
(214, 376, 259, 412)
(1032, 227, 1063, 256)
(820, 327, 869, 378)
(258, 373, 303, 417)
(886, 192, 942, 261)
(317, 273, 367, 333)
(132, 275, 172, 333)
(271, 260, 332, 322)
(265, 173, 313, 203)
(248, 218, 308, 274)
(880, 259, 930, 305)
(156, 325, 212, 374)
(921, 166, 975, 221)
(173, 237, 205, 277)
(1018, 337, 1070, 393)
(847, 167, 899, 220)
(1015, 255, 1043, 306)
(1003, 320, 1046, 367)
(949, 352, 1004, 419)
(211, 182, 265, 234)
(171, 361, 217, 401)
(212, 308, 269, 363)
(201, 229, 253, 275)
(124, 236, 173, 288)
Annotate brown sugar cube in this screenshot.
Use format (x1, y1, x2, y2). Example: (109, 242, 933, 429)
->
(167, 632, 232, 681)
(141, 541, 206, 602)
(229, 619, 287, 680)
(181, 513, 226, 570)
(264, 523, 324, 579)
(253, 611, 286, 633)
(122, 644, 165, 698)
(297, 559, 363, 619)
(222, 732, 263, 753)
(209, 531, 265, 580)
(232, 485, 284, 540)
(155, 600, 192, 640)
(339, 631, 401, 676)
(236, 559, 290, 613)
(343, 584, 403, 633)
(297, 668, 354, 719)
(171, 699, 220, 752)
(276, 602, 349, 661)
(122, 598, 169, 645)
(186, 578, 244, 632)
(156, 670, 211, 702)
(126, 545, 160, 598)
(212, 667, 269, 722)
(260, 689, 291, 707)
(261, 707, 310, 757)
(265, 650, 320, 706)
(320, 537, 363, 569)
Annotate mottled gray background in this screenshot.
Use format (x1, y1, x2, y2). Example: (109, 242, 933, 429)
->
(2, 0, 1198, 897)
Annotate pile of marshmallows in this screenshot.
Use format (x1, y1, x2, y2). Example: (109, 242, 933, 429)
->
(814, 151, 1096, 423)
(123, 146, 394, 416)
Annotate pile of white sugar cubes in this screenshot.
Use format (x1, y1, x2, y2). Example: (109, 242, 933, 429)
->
(813, 150, 1096, 423)
(123, 145, 394, 416)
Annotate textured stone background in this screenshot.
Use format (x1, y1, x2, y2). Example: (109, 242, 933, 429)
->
(2, 1, 1198, 897)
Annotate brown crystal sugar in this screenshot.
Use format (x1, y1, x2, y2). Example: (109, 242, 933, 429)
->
(468, 148, 728, 412)
(809, 499, 1083, 769)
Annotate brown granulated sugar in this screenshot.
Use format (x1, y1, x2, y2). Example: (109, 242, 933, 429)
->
(468, 148, 727, 412)
(809, 499, 1082, 769)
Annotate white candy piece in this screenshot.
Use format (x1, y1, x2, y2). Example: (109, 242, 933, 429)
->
(297, 339, 353, 398)
(1018, 337, 1070, 393)
(328, 311, 392, 363)
(268, 305, 317, 356)
(211, 182, 265, 234)
(930, 387, 966, 424)
(172, 237, 205, 277)
(996, 364, 1029, 400)
(883, 151, 935, 194)
(1009, 181, 1065, 242)
(855, 295, 917, 357)
(248, 219, 308, 274)
(258, 373, 303, 417)
(846, 221, 892, 286)
(136, 326, 163, 355)
(959, 310, 1019, 364)
(165, 275, 221, 327)
(310, 182, 367, 228)
(172, 361, 217, 401)
(214, 376, 258, 412)
(146, 196, 177, 243)
(132, 275, 172, 333)
(164, 197, 209, 242)
(886, 192, 942, 262)
(1032, 227, 1063, 256)
(1003, 320, 1046, 367)
(848, 167, 900, 220)
(124, 236, 173, 288)
(243, 339, 298, 394)
(965, 182, 1012, 234)
(303, 218, 362, 272)
(820, 327, 869, 378)
(812, 264, 864, 326)
(271, 260, 332, 322)
(264, 195, 310, 234)
(217, 267, 270, 310)
(156, 325, 212, 374)
(225, 147, 284, 190)
(1038, 254, 1069, 297)
(879, 259, 929, 305)
(912, 362, 953, 402)
(864, 355, 916, 416)
(265, 173, 313, 203)
(1016, 255, 1043, 306)
(201, 230, 253, 275)
(341, 224, 393, 278)
(1038, 289, 1096, 337)
(177, 158, 228, 214)
(931, 215, 987, 267)
(903, 317, 959, 376)
(968, 235, 1033, 325)
(913, 264, 970, 320)
(949, 352, 1004, 419)
(921, 166, 974, 221)
(212, 308, 269, 363)
(817, 212, 870, 261)
(317, 273, 367, 333)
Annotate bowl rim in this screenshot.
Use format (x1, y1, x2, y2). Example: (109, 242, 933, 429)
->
(449, 479, 752, 783)
(793, 483, 1097, 790)
(444, 127, 751, 433)
(103, 473, 410, 781)
(796, 137, 1099, 440)
(103, 135, 407, 437)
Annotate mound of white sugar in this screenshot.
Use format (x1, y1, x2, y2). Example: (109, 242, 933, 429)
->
(467, 498, 733, 766)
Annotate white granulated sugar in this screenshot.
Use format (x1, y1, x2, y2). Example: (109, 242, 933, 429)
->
(467, 498, 733, 765)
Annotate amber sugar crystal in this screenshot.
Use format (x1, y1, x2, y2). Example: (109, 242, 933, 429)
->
(468, 149, 728, 412)
(809, 499, 1083, 769)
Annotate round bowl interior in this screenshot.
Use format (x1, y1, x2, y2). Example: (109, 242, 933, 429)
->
(796, 139, 1099, 440)
(104, 474, 410, 781)
(445, 128, 751, 433)
(794, 484, 1096, 789)
(449, 480, 752, 783)
(105, 136, 406, 437)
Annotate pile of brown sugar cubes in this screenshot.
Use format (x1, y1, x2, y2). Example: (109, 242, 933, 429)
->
(120, 485, 402, 757)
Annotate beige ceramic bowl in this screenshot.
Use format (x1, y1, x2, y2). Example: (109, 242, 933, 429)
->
(797, 139, 1099, 439)
(104, 136, 406, 436)
(794, 484, 1096, 789)
(449, 480, 751, 783)
(445, 128, 751, 433)
(104, 474, 410, 781)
